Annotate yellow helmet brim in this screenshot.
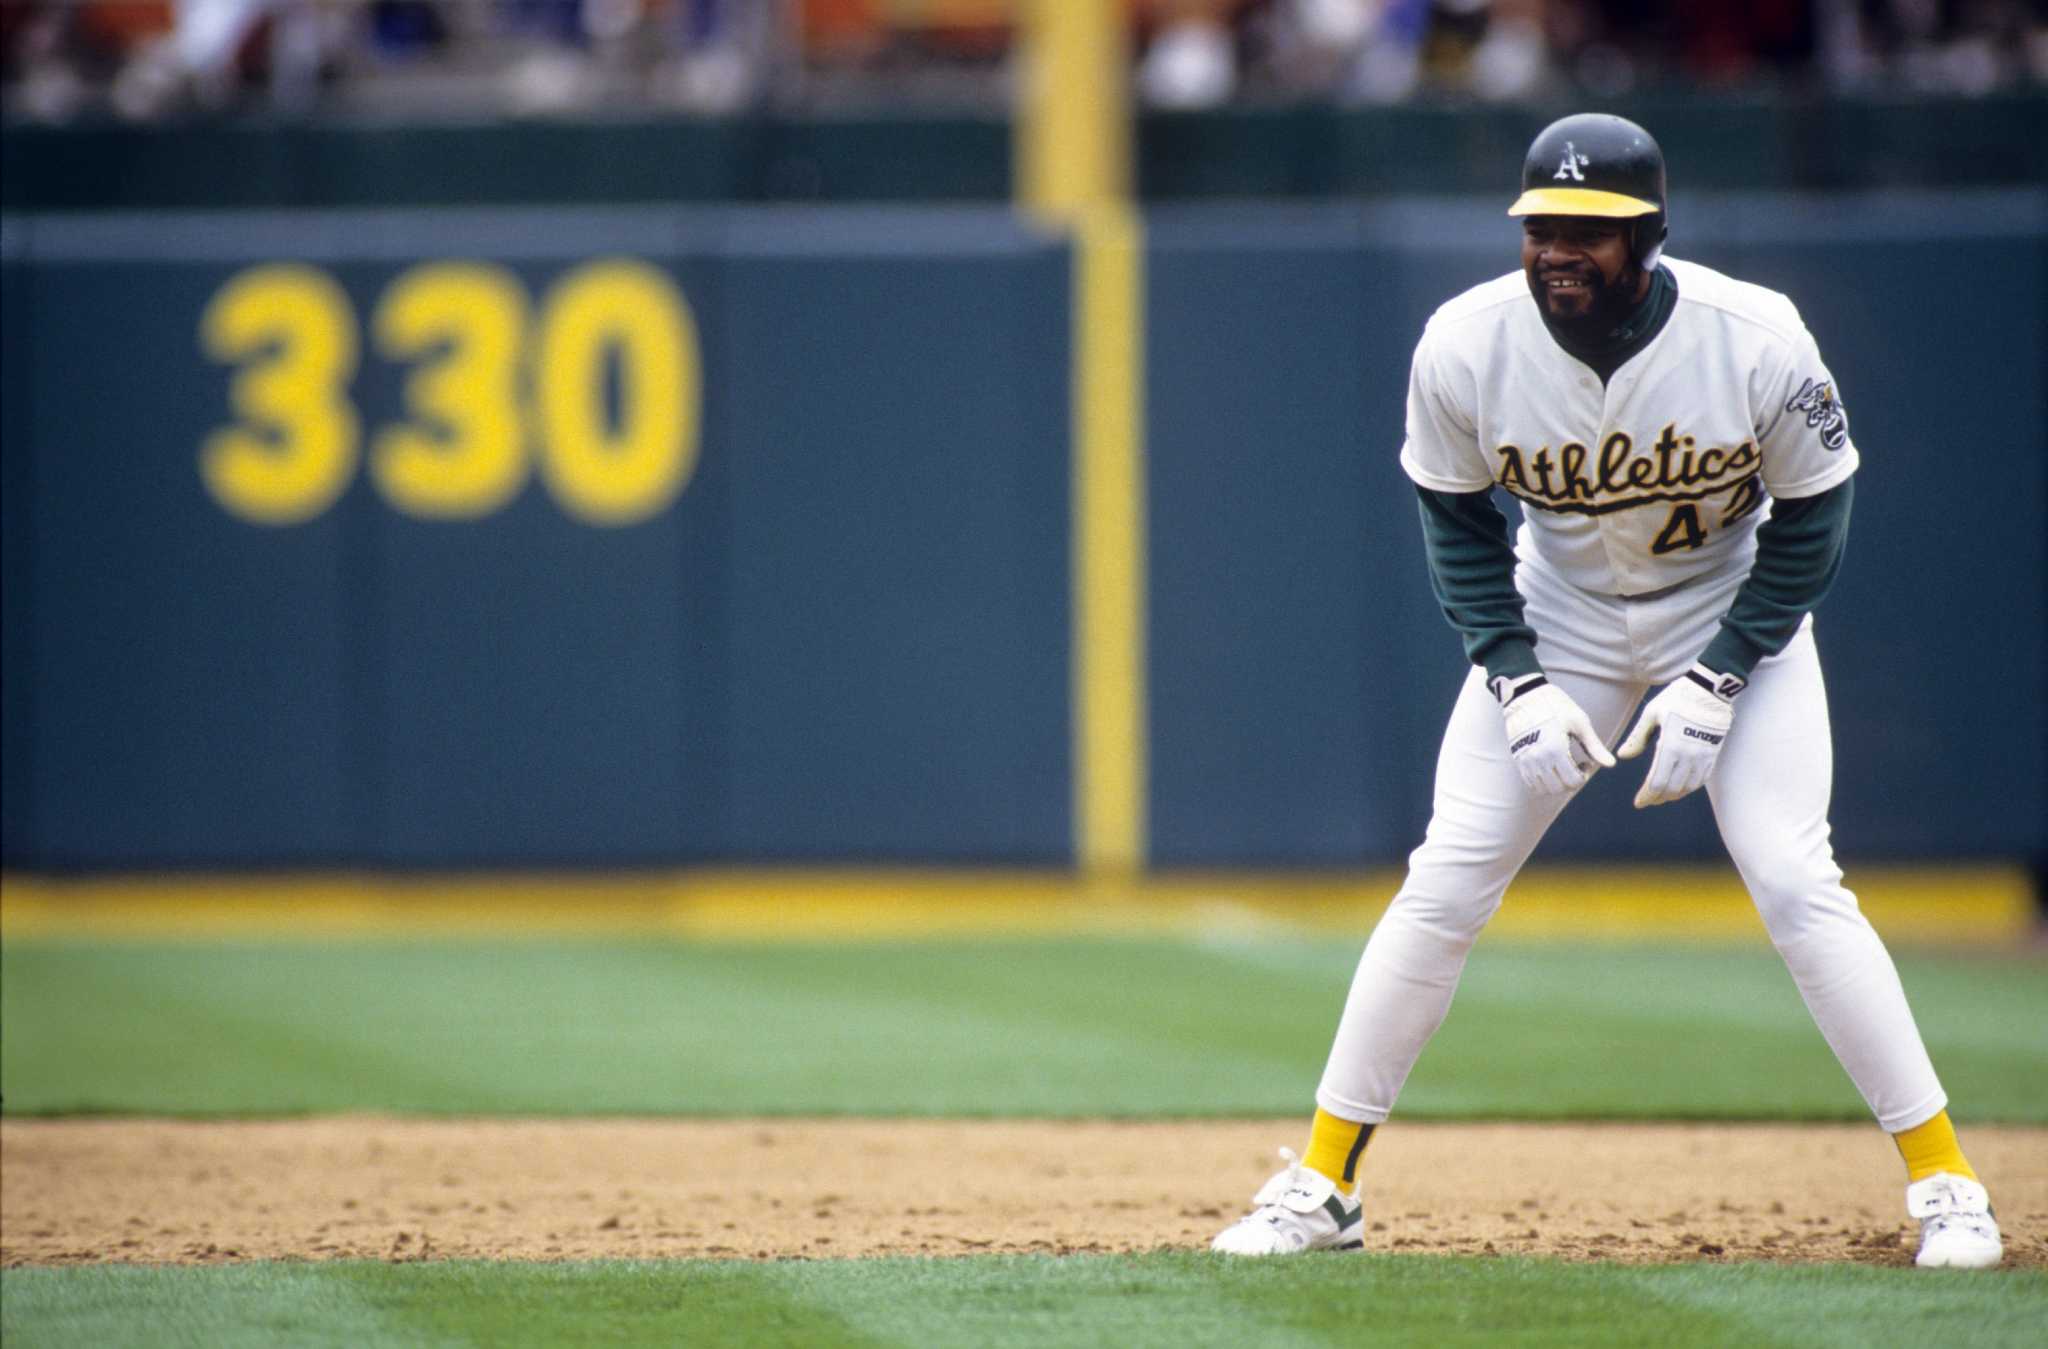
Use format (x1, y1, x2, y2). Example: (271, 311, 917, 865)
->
(1507, 187, 1660, 218)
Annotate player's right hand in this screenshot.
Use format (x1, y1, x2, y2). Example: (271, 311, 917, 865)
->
(1492, 673, 1616, 796)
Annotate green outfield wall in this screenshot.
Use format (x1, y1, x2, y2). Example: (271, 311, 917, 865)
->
(2, 190, 2042, 868)
(0, 209, 1072, 866)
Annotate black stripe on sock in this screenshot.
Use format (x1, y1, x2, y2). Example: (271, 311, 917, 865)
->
(1341, 1122, 1376, 1184)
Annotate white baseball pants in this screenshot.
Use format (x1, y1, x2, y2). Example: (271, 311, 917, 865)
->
(1315, 568, 1947, 1135)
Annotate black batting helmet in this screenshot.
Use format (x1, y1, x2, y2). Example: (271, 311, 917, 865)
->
(1509, 113, 1668, 270)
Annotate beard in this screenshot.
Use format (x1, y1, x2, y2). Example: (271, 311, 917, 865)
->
(1526, 262, 1643, 345)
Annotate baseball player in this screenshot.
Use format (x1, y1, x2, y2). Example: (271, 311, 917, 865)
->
(1211, 113, 2003, 1269)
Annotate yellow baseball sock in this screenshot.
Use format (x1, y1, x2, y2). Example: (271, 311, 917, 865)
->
(1303, 1108, 1376, 1195)
(1893, 1110, 1976, 1183)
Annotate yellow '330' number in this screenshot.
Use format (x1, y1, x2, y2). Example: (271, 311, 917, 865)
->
(199, 258, 700, 527)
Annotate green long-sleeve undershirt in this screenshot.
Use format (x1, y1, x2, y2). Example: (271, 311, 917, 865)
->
(1698, 477, 1853, 677)
(1416, 476, 1854, 683)
(1414, 485, 1541, 681)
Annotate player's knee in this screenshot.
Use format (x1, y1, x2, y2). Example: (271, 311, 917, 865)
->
(1385, 882, 1502, 943)
(1750, 888, 1814, 945)
(1737, 851, 1856, 944)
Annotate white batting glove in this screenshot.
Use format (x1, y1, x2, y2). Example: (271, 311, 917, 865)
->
(1492, 673, 1616, 797)
(1616, 663, 1746, 808)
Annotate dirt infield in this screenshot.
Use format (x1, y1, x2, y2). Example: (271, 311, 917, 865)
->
(3, 1118, 2042, 1269)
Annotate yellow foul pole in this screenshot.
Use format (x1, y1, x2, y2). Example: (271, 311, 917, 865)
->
(1016, 0, 1146, 875)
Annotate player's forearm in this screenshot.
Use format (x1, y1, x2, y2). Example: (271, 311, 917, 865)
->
(1700, 477, 1853, 678)
(1416, 485, 1542, 681)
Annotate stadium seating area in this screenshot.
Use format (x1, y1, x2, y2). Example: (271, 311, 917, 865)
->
(5, 0, 2044, 123)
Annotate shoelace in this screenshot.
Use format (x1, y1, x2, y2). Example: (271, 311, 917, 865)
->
(1913, 1175, 1993, 1218)
(1926, 1212, 1997, 1235)
(1237, 1148, 1314, 1230)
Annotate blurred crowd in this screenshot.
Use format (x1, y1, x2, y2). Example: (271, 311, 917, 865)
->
(4, 0, 2045, 123)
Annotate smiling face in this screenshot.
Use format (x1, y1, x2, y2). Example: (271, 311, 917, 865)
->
(1521, 215, 1650, 332)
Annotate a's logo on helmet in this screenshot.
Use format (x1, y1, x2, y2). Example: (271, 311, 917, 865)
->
(1554, 142, 1589, 182)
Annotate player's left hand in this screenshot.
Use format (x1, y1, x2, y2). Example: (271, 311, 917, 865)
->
(1616, 664, 1744, 808)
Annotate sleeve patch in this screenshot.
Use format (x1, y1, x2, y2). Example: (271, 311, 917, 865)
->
(1784, 377, 1850, 452)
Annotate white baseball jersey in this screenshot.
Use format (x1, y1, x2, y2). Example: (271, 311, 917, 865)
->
(1399, 256, 1858, 598)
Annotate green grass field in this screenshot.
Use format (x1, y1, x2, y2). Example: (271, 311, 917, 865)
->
(6, 936, 2047, 1120)
(4, 931, 2045, 1346)
(4, 1254, 2044, 1349)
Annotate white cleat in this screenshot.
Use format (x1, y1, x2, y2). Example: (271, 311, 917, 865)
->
(1210, 1148, 1364, 1255)
(1908, 1172, 2002, 1269)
